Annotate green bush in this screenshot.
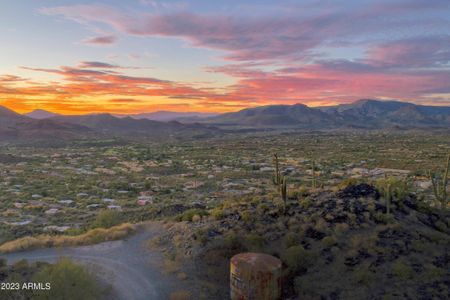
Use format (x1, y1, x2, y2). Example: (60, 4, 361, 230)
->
(175, 209, 208, 222)
(338, 178, 362, 189)
(210, 207, 225, 220)
(321, 236, 337, 248)
(244, 234, 265, 251)
(283, 232, 300, 248)
(299, 199, 312, 209)
(282, 246, 315, 273)
(222, 232, 241, 250)
(194, 228, 209, 245)
(32, 258, 105, 300)
(240, 210, 253, 223)
(392, 260, 415, 280)
(93, 210, 122, 229)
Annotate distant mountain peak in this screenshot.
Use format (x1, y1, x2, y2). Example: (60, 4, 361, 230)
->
(25, 109, 60, 119)
(0, 105, 22, 116)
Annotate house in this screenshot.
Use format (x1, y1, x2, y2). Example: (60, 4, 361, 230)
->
(137, 194, 153, 205)
(44, 225, 70, 232)
(260, 167, 274, 172)
(415, 180, 432, 190)
(59, 199, 74, 205)
(107, 205, 121, 210)
(8, 220, 32, 226)
(87, 204, 101, 209)
(45, 208, 59, 215)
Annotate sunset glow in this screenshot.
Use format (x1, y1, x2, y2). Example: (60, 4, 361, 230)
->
(1, 0, 449, 114)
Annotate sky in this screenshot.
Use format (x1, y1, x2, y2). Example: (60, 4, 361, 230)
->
(0, 0, 450, 114)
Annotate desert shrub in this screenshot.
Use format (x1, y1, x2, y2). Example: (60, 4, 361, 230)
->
(338, 178, 362, 189)
(0, 257, 6, 268)
(334, 223, 349, 237)
(194, 228, 209, 246)
(373, 212, 394, 224)
(93, 209, 122, 229)
(297, 186, 310, 197)
(256, 203, 269, 215)
(282, 246, 315, 273)
(392, 260, 415, 280)
(314, 218, 329, 232)
(423, 264, 446, 281)
(349, 232, 379, 250)
(210, 207, 224, 220)
(239, 210, 253, 223)
(244, 233, 265, 251)
(222, 232, 241, 250)
(434, 220, 448, 232)
(175, 208, 208, 222)
(353, 264, 375, 286)
(32, 258, 104, 300)
(321, 236, 337, 248)
(283, 232, 300, 248)
(299, 198, 312, 209)
(294, 276, 317, 298)
(192, 214, 202, 222)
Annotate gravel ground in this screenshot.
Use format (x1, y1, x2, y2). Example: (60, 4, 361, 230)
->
(1, 222, 183, 300)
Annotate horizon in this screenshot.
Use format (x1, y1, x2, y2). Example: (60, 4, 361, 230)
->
(2, 98, 448, 117)
(1, 1, 450, 114)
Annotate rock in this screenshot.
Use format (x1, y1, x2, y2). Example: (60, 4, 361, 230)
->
(337, 183, 380, 199)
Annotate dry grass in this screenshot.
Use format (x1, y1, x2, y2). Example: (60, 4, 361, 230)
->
(0, 223, 135, 253)
(162, 258, 182, 274)
(169, 290, 191, 300)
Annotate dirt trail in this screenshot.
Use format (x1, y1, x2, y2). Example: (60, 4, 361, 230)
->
(1, 222, 181, 300)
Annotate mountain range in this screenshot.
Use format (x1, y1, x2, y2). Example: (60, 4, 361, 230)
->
(204, 99, 450, 129)
(1, 100, 449, 143)
(0, 106, 217, 144)
(25, 109, 217, 122)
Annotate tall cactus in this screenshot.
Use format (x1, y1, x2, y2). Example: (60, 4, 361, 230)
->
(281, 176, 287, 214)
(311, 160, 317, 189)
(428, 154, 450, 209)
(273, 153, 281, 187)
(385, 182, 392, 214)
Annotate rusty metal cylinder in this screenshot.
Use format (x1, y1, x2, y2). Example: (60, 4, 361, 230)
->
(230, 252, 282, 300)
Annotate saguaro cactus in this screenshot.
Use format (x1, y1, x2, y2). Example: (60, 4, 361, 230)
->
(385, 182, 392, 214)
(273, 153, 281, 187)
(428, 154, 450, 209)
(281, 176, 287, 214)
(311, 160, 317, 189)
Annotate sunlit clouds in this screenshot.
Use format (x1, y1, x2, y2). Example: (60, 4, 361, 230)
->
(1, 0, 449, 114)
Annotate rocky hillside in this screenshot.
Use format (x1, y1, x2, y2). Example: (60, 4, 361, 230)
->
(153, 183, 450, 299)
(206, 99, 450, 129)
(0, 106, 220, 143)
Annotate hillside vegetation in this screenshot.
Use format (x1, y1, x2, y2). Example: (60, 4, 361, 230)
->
(153, 183, 450, 299)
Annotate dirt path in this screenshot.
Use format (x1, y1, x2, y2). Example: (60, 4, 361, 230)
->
(1, 222, 180, 300)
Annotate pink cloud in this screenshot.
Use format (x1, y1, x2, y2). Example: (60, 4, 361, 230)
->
(368, 36, 450, 68)
(78, 61, 120, 68)
(39, 3, 449, 62)
(82, 35, 117, 45)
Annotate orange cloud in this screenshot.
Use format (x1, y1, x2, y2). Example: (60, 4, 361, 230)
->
(1, 59, 449, 115)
